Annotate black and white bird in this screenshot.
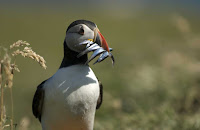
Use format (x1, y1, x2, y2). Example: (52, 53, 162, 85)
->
(32, 20, 114, 130)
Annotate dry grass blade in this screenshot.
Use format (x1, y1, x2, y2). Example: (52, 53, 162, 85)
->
(11, 64, 20, 72)
(0, 60, 1, 84)
(1, 53, 14, 130)
(3, 53, 13, 88)
(0, 62, 3, 129)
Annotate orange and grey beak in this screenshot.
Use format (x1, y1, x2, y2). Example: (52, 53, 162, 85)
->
(78, 27, 115, 65)
(91, 28, 115, 65)
(93, 28, 110, 52)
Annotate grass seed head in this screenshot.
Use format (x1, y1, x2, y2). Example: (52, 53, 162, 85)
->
(11, 44, 47, 70)
(10, 40, 30, 49)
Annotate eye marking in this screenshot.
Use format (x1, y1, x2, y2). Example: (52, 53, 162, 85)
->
(78, 26, 84, 35)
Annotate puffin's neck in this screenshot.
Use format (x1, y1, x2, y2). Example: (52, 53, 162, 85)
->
(59, 41, 88, 68)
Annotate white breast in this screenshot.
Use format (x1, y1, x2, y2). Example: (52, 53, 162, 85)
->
(41, 65, 99, 130)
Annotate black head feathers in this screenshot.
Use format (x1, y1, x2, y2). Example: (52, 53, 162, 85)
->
(66, 20, 97, 32)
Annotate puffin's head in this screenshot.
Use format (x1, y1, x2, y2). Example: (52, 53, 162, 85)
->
(65, 20, 114, 65)
(65, 20, 110, 53)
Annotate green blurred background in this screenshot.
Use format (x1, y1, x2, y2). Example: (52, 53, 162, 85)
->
(1, 0, 200, 129)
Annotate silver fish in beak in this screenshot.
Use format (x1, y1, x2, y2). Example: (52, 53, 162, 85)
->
(78, 28, 115, 65)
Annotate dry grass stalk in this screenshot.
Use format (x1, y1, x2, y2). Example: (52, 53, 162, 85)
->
(0, 62, 2, 86)
(0, 40, 47, 130)
(0, 62, 3, 129)
(1, 106, 6, 128)
(1, 52, 14, 130)
(0, 61, 7, 130)
(3, 53, 13, 88)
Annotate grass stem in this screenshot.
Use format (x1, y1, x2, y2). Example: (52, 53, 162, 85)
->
(0, 63, 3, 128)
(9, 87, 13, 130)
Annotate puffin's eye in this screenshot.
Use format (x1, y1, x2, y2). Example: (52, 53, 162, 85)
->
(78, 27, 84, 35)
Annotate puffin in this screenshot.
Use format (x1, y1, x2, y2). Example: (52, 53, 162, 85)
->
(32, 20, 114, 130)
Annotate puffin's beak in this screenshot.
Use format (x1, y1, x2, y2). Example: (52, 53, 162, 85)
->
(93, 28, 110, 52)
(78, 27, 115, 65)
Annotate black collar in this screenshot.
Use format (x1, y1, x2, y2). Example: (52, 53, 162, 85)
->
(59, 41, 88, 68)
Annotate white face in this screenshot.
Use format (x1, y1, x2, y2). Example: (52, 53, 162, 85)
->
(65, 24, 95, 52)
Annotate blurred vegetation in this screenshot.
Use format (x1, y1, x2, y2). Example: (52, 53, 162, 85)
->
(1, 5, 200, 130)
